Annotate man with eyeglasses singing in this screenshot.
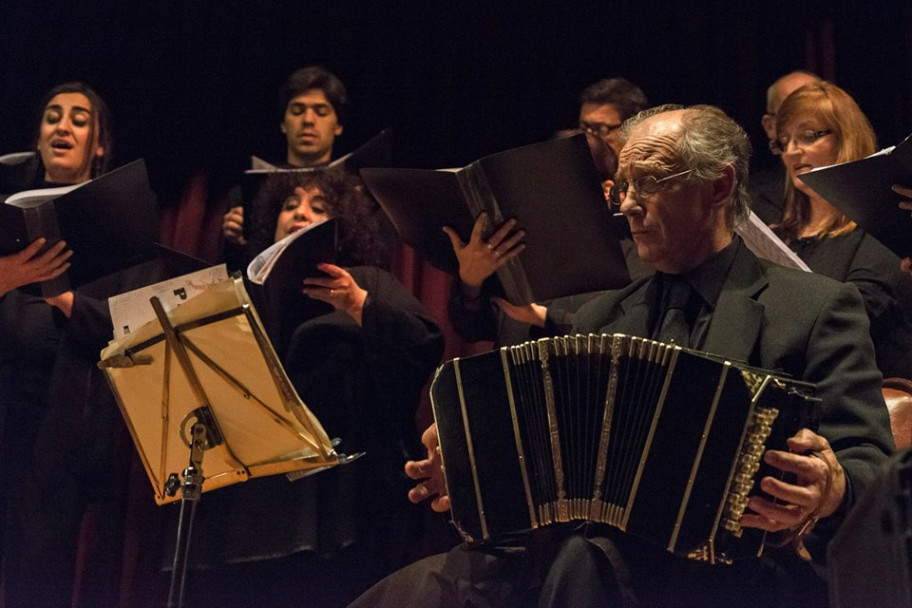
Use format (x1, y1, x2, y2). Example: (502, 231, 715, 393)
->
(350, 104, 894, 608)
(578, 77, 649, 155)
(445, 78, 651, 350)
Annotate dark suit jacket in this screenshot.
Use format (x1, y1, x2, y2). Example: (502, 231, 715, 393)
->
(573, 239, 895, 558)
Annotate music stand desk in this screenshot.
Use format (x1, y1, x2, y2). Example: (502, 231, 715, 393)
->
(99, 275, 344, 505)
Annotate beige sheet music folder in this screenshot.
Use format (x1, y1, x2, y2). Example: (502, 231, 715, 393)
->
(100, 275, 340, 505)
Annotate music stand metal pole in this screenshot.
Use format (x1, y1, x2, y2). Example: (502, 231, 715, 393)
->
(150, 296, 227, 608)
(166, 422, 207, 608)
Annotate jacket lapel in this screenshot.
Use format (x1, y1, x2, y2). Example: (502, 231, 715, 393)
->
(703, 244, 768, 364)
(607, 279, 658, 339)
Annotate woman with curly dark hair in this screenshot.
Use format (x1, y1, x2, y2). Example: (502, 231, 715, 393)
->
(170, 167, 444, 608)
(248, 167, 394, 269)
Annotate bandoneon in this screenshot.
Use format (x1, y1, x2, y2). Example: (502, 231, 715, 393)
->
(431, 333, 819, 564)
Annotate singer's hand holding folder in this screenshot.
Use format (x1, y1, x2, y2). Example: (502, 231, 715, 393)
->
(360, 134, 630, 305)
(0, 159, 159, 296)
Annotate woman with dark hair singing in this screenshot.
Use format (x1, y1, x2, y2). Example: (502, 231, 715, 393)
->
(0, 81, 137, 607)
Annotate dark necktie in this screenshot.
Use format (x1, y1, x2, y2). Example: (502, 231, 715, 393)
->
(655, 278, 692, 347)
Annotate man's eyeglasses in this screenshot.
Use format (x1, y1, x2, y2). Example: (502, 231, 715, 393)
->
(580, 120, 622, 140)
(608, 169, 694, 210)
(769, 129, 833, 155)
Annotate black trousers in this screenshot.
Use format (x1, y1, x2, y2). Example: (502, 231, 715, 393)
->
(349, 528, 623, 608)
(348, 526, 829, 608)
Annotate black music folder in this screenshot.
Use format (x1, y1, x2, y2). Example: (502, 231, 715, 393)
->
(0, 159, 160, 297)
(240, 129, 393, 240)
(0, 151, 37, 194)
(246, 127, 393, 177)
(245, 218, 337, 354)
(798, 132, 912, 258)
(359, 133, 630, 305)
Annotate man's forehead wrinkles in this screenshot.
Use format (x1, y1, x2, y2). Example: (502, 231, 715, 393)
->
(619, 139, 677, 174)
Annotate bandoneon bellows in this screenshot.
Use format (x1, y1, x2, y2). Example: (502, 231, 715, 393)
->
(431, 333, 819, 564)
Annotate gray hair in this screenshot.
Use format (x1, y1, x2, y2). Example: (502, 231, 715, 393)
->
(619, 104, 752, 228)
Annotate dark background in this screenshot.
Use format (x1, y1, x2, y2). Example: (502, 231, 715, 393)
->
(2, 0, 911, 207)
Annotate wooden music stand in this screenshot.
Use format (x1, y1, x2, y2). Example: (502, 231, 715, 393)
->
(99, 276, 357, 607)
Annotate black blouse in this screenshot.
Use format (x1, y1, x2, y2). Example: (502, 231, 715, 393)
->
(788, 228, 912, 378)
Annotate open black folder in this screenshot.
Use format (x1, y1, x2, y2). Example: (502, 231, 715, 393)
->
(240, 129, 393, 241)
(0, 151, 37, 194)
(360, 134, 630, 305)
(798, 133, 912, 258)
(245, 218, 337, 355)
(0, 159, 160, 297)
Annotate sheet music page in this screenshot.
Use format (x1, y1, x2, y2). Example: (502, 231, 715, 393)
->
(803, 144, 896, 177)
(736, 211, 811, 271)
(0, 151, 36, 165)
(4, 183, 81, 208)
(246, 217, 331, 283)
(108, 264, 229, 339)
(249, 155, 277, 171)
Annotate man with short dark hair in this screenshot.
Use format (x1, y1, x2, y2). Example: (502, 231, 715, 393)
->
(578, 77, 649, 155)
(222, 66, 347, 247)
(350, 104, 894, 608)
(278, 65, 347, 167)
